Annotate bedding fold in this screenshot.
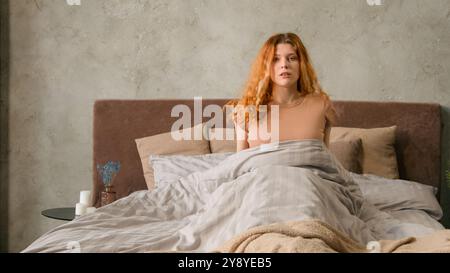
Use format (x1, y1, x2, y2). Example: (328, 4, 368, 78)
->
(22, 139, 445, 253)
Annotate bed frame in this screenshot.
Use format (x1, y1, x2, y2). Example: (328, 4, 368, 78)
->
(92, 99, 442, 207)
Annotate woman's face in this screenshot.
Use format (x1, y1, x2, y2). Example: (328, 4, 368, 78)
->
(270, 43, 300, 89)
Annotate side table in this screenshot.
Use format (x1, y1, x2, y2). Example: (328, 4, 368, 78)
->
(41, 207, 75, 221)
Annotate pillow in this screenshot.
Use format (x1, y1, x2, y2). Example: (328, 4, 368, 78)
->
(209, 128, 363, 174)
(135, 123, 210, 190)
(350, 172, 442, 220)
(328, 138, 363, 174)
(330, 126, 399, 179)
(150, 152, 233, 187)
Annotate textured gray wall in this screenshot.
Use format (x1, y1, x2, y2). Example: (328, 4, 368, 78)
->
(4, 0, 450, 252)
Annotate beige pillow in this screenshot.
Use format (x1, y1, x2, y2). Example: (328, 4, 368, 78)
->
(328, 138, 363, 174)
(135, 123, 210, 190)
(330, 126, 399, 179)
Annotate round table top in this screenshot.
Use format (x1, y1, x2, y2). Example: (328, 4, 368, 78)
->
(41, 207, 75, 221)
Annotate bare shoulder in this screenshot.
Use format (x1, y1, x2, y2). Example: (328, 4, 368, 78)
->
(306, 92, 330, 107)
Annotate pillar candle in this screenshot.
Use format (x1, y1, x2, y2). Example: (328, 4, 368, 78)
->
(75, 203, 87, 216)
(79, 190, 91, 206)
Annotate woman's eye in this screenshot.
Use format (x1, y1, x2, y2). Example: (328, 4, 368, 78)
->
(273, 56, 297, 62)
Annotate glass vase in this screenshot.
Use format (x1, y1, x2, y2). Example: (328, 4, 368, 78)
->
(100, 185, 116, 207)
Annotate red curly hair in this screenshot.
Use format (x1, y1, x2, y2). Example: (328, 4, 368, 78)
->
(226, 32, 336, 125)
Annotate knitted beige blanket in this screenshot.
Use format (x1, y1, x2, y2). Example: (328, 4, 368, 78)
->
(215, 220, 450, 253)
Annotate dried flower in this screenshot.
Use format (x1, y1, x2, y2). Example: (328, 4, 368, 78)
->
(97, 161, 121, 187)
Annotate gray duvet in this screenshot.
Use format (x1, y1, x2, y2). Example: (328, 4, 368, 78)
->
(22, 139, 440, 253)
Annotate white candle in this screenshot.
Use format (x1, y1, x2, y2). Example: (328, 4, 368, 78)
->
(75, 203, 87, 216)
(85, 207, 96, 214)
(79, 190, 91, 206)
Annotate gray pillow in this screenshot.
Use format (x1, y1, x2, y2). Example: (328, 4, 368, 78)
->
(350, 172, 442, 220)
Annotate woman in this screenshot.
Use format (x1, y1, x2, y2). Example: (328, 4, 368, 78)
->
(227, 33, 337, 152)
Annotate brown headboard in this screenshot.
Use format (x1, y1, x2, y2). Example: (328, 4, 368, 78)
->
(93, 99, 442, 207)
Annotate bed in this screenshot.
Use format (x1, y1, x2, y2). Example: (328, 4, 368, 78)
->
(22, 99, 450, 253)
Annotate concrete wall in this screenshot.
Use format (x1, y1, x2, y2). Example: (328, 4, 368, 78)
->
(3, 0, 449, 252)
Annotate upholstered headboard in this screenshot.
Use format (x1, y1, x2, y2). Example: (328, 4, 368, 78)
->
(92, 99, 442, 207)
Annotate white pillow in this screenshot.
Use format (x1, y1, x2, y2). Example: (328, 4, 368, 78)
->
(149, 152, 234, 187)
(350, 172, 442, 220)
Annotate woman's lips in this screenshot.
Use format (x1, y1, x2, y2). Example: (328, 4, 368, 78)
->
(280, 72, 291, 78)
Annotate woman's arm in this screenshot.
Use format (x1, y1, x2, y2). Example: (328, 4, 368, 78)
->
(234, 115, 249, 152)
(322, 96, 336, 148)
(323, 123, 331, 148)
